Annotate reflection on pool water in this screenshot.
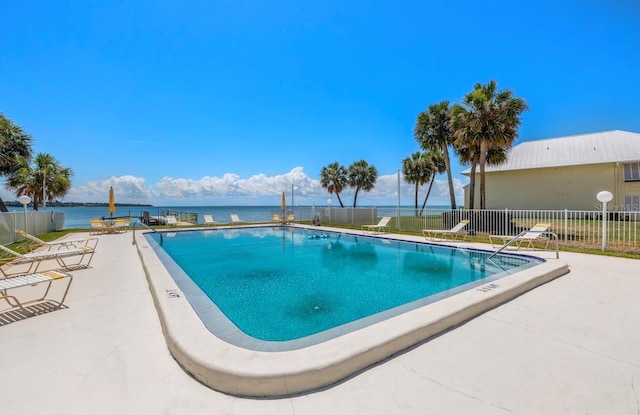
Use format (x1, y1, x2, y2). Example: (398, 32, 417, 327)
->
(146, 227, 541, 348)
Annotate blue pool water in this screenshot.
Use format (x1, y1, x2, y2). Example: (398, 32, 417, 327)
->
(146, 227, 540, 345)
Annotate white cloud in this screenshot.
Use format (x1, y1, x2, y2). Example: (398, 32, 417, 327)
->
(65, 176, 152, 204)
(1, 167, 468, 207)
(154, 167, 324, 201)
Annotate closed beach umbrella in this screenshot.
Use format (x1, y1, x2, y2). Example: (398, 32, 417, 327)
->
(108, 186, 116, 218)
(281, 192, 286, 217)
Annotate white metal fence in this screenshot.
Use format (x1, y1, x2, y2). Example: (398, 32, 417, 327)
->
(322, 208, 639, 252)
(1, 208, 637, 252)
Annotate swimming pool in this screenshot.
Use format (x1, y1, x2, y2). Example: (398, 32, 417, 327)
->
(135, 225, 569, 397)
(147, 227, 538, 349)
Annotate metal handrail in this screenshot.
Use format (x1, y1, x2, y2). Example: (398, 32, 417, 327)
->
(487, 231, 559, 260)
(132, 220, 163, 246)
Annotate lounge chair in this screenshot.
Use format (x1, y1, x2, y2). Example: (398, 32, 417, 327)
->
(15, 229, 99, 251)
(422, 220, 469, 241)
(230, 214, 246, 225)
(203, 214, 218, 225)
(272, 213, 284, 224)
(362, 216, 392, 234)
(114, 218, 130, 232)
(90, 219, 104, 235)
(0, 244, 95, 277)
(0, 270, 73, 313)
(165, 215, 178, 227)
(286, 213, 295, 224)
(489, 223, 552, 250)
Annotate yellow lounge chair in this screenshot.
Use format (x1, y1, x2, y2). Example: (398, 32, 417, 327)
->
(362, 216, 392, 234)
(90, 219, 104, 235)
(423, 220, 469, 241)
(0, 270, 73, 313)
(15, 229, 99, 251)
(114, 218, 130, 232)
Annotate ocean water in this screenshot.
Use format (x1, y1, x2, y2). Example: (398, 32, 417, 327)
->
(51, 206, 296, 229)
(49, 205, 450, 229)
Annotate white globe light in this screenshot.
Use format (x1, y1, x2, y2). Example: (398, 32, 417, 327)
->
(596, 191, 613, 203)
(17, 195, 31, 205)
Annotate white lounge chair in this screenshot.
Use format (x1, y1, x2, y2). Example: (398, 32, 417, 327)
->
(203, 214, 218, 225)
(0, 244, 95, 277)
(362, 216, 392, 234)
(489, 223, 552, 250)
(423, 220, 469, 241)
(15, 229, 99, 251)
(165, 215, 178, 227)
(230, 214, 246, 225)
(0, 270, 73, 313)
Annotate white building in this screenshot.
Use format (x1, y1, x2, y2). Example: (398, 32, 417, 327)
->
(463, 130, 640, 210)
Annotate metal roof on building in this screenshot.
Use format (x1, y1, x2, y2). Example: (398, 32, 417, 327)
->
(462, 130, 640, 174)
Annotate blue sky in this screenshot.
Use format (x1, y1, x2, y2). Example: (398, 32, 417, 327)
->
(2, 0, 639, 207)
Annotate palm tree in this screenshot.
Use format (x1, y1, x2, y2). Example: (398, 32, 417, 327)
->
(0, 114, 33, 212)
(414, 101, 457, 209)
(451, 81, 528, 209)
(454, 139, 478, 209)
(6, 153, 73, 210)
(347, 160, 378, 208)
(455, 140, 507, 209)
(419, 149, 446, 215)
(320, 162, 348, 208)
(402, 152, 433, 216)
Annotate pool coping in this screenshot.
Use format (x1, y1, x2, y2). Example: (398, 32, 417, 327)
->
(134, 225, 570, 397)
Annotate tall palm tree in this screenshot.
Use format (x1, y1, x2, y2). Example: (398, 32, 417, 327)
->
(414, 101, 457, 209)
(6, 153, 73, 211)
(347, 160, 378, 208)
(451, 80, 528, 209)
(0, 114, 33, 212)
(455, 141, 507, 209)
(419, 149, 446, 215)
(320, 162, 348, 208)
(402, 152, 434, 216)
(453, 136, 480, 209)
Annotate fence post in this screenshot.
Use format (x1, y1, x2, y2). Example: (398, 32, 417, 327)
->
(504, 208, 509, 235)
(564, 209, 568, 243)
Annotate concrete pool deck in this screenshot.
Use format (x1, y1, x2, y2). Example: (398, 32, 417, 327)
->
(1, 228, 639, 414)
(138, 226, 569, 397)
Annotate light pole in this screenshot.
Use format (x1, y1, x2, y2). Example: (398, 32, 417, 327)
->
(327, 199, 332, 223)
(42, 168, 47, 210)
(18, 195, 31, 232)
(596, 191, 613, 251)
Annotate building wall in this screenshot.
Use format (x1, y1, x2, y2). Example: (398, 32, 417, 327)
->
(620, 174, 640, 210)
(464, 163, 623, 210)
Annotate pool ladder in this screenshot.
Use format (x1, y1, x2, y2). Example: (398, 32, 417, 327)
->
(131, 219, 164, 245)
(487, 231, 559, 260)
